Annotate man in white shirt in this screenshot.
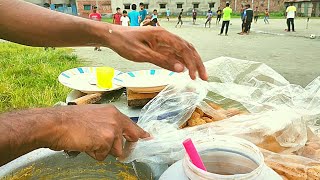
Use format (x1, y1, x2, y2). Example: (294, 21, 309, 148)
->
(120, 10, 130, 26)
(286, 3, 296, 32)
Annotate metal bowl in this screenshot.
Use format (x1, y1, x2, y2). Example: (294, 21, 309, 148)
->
(0, 148, 153, 179)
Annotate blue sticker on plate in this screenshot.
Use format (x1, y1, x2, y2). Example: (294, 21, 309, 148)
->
(77, 68, 84, 74)
(114, 78, 123, 82)
(61, 73, 70, 78)
(128, 72, 135, 77)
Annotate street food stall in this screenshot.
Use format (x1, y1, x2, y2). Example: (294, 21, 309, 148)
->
(2, 57, 320, 179)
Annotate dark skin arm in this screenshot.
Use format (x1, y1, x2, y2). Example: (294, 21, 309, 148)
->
(0, 105, 149, 166)
(0, 0, 208, 165)
(0, 0, 207, 80)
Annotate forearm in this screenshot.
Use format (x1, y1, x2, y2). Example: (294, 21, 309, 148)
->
(0, 0, 113, 47)
(0, 108, 63, 166)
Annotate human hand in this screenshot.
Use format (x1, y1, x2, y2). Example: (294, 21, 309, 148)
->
(47, 105, 149, 161)
(106, 25, 208, 80)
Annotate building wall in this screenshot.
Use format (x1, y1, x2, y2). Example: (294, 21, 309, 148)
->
(51, 0, 69, 3)
(76, 0, 112, 17)
(111, 0, 220, 15)
(220, 0, 286, 13)
(286, 1, 320, 17)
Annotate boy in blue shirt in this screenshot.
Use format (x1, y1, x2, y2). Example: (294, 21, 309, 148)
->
(166, 8, 170, 21)
(128, 4, 140, 26)
(139, 2, 148, 22)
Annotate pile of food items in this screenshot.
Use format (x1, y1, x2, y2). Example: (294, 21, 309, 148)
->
(179, 101, 320, 180)
(180, 102, 247, 128)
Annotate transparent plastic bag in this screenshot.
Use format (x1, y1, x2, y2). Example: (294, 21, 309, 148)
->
(262, 149, 320, 180)
(121, 57, 320, 166)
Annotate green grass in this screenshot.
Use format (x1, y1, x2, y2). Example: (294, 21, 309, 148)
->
(0, 43, 84, 113)
(102, 17, 113, 23)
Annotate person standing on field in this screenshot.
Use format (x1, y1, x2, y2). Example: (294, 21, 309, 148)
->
(192, 8, 197, 25)
(286, 3, 296, 32)
(254, 7, 259, 23)
(205, 9, 213, 28)
(216, 7, 222, 25)
(219, 3, 232, 36)
(139, 2, 148, 22)
(151, 9, 160, 26)
(128, 4, 141, 27)
(113, 7, 121, 25)
(89, 6, 102, 51)
(166, 8, 170, 21)
(120, 10, 130, 26)
(264, 8, 270, 24)
(242, 4, 253, 34)
(175, 9, 184, 28)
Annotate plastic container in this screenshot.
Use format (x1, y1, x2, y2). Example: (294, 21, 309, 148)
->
(160, 135, 281, 180)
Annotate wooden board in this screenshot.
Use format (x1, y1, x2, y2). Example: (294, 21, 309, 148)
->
(127, 88, 159, 107)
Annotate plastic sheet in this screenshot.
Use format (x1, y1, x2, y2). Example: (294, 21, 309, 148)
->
(121, 57, 320, 166)
(262, 149, 320, 180)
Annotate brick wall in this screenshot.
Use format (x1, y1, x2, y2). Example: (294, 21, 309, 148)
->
(77, 0, 112, 17)
(220, 0, 286, 13)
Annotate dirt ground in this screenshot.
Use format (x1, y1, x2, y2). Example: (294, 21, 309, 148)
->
(74, 18, 320, 87)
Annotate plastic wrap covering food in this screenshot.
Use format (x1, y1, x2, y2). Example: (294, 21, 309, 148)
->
(121, 57, 320, 168)
(262, 149, 320, 180)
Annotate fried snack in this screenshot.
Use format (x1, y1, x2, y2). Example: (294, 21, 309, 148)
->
(307, 142, 320, 150)
(207, 102, 223, 110)
(265, 161, 308, 179)
(307, 166, 320, 180)
(263, 148, 320, 180)
(181, 106, 246, 128)
(296, 142, 320, 161)
(187, 118, 206, 127)
(190, 111, 201, 119)
(266, 160, 320, 180)
(280, 175, 289, 180)
(195, 108, 204, 117)
(300, 146, 317, 157)
(202, 117, 213, 123)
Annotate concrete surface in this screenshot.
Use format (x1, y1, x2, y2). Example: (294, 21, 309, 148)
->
(73, 18, 320, 87)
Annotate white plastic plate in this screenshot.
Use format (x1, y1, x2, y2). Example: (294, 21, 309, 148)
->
(58, 67, 123, 93)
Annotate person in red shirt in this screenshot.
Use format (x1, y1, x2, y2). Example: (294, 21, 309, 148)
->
(89, 6, 102, 51)
(113, 7, 121, 25)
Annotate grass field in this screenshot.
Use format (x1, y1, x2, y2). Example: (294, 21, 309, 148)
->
(0, 43, 84, 113)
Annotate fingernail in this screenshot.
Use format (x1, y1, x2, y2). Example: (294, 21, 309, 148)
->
(174, 63, 184, 72)
(204, 73, 208, 80)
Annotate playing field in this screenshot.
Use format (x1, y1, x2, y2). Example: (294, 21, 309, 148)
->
(74, 18, 320, 87)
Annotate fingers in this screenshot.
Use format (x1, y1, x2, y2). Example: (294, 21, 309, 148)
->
(153, 31, 207, 81)
(86, 150, 109, 161)
(121, 115, 150, 142)
(123, 123, 150, 142)
(187, 43, 208, 80)
(109, 135, 123, 157)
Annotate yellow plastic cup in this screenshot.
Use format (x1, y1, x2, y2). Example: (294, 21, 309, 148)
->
(96, 67, 114, 89)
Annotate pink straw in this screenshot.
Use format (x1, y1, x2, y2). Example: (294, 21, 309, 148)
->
(183, 138, 207, 171)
